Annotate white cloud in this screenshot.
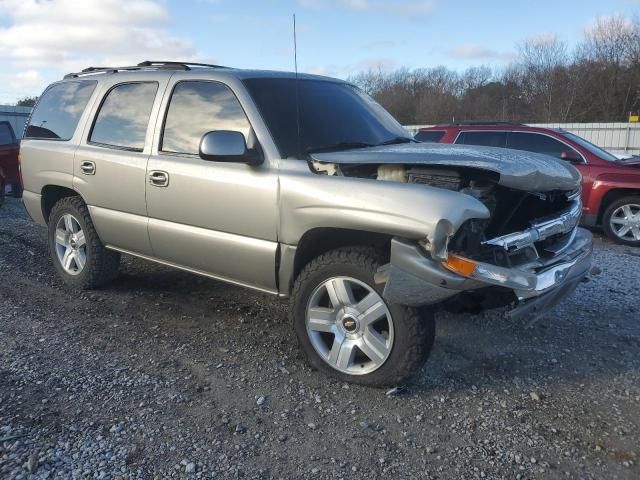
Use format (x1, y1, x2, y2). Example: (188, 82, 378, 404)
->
(0, 0, 197, 103)
(446, 43, 515, 61)
(10, 70, 46, 91)
(297, 0, 434, 16)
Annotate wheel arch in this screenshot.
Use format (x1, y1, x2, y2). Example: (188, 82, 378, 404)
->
(280, 227, 393, 296)
(597, 188, 640, 225)
(41, 185, 85, 224)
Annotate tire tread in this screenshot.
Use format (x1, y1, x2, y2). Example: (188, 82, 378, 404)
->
(49, 196, 120, 289)
(289, 246, 434, 387)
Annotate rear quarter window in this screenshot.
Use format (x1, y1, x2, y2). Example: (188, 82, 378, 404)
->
(24, 81, 97, 141)
(415, 130, 445, 143)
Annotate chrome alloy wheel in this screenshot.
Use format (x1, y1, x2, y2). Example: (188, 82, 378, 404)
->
(54, 214, 87, 275)
(609, 203, 640, 242)
(305, 276, 394, 375)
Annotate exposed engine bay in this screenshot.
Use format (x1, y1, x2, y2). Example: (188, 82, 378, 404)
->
(311, 160, 581, 269)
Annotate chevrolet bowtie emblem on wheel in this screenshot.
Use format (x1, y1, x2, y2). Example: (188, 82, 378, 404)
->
(342, 318, 357, 332)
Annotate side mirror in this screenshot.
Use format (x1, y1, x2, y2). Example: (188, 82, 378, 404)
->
(560, 150, 581, 163)
(199, 130, 263, 166)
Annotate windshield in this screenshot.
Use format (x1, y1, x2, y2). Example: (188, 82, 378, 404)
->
(562, 131, 619, 162)
(243, 78, 412, 159)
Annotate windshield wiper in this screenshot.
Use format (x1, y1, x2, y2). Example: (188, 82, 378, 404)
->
(306, 141, 374, 154)
(378, 136, 416, 146)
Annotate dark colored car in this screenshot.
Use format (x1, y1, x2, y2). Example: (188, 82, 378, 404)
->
(0, 120, 21, 206)
(416, 123, 640, 246)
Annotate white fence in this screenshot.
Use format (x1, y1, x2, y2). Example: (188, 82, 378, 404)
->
(405, 123, 640, 156)
(2, 108, 638, 156)
(0, 105, 31, 138)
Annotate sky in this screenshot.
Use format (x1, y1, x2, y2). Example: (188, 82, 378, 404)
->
(0, 0, 638, 103)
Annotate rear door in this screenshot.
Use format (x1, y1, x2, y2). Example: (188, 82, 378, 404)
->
(145, 77, 279, 292)
(73, 73, 171, 255)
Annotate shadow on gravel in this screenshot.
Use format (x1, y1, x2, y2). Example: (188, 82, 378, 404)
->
(105, 249, 640, 400)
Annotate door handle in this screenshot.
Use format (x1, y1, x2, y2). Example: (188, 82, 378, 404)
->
(80, 161, 96, 175)
(149, 170, 169, 187)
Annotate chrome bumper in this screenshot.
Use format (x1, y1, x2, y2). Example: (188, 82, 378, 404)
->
(381, 228, 593, 313)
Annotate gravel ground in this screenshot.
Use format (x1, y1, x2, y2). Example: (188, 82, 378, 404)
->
(0, 196, 639, 479)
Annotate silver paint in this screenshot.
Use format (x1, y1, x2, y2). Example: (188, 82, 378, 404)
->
(310, 142, 582, 192)
(21, 66, 591, 319)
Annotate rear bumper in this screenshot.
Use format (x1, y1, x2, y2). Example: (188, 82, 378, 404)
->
(382, 228, 593, 318)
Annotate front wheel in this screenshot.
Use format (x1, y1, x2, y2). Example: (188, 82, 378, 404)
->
(602, 196, 640, 247)
(290, 247, 435, 387)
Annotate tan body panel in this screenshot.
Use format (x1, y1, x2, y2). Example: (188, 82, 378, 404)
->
(20, 69, 518, 298)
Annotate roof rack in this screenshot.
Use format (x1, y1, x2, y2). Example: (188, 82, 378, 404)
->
(64, 60, 228, 79)
(434, 121, 524, 127)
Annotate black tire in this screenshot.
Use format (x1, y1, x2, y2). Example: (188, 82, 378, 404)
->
(48, 196, 121, 289)
(0, 180, 5, 208)
(289, 246, 435, 387)
(602, 196, 640, 247)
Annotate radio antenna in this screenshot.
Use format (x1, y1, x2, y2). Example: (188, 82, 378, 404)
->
(293, 14, 302, 159)
(293, 14, 299, 75)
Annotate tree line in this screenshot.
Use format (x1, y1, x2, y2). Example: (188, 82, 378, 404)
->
(349, 15, 640, 125)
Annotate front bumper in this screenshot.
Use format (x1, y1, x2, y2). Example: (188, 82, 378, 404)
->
(381, 228, 593, 318)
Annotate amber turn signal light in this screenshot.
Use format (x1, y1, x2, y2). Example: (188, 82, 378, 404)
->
(443, 254, 477, 277)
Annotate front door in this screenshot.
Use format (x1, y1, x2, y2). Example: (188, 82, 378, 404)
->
(145, 79, 279, 292)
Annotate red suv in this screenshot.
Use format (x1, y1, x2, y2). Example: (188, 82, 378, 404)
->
(416, 123, 640, 246)
(0, 120, 21, 207)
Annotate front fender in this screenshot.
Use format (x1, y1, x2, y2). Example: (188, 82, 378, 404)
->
(279, 171, 490, 249)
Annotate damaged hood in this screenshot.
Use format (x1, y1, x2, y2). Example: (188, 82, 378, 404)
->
(310, 142, 581, 191)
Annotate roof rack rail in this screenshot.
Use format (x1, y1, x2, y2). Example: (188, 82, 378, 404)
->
(64, 60, 227, 79)
(434, 121, 524, 127)
(137, 60, 227, 69)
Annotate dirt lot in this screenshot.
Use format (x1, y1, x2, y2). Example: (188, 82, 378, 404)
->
(0, 196, 639, 479)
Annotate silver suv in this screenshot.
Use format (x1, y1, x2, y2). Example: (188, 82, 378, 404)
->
(21, 61, 593, 387)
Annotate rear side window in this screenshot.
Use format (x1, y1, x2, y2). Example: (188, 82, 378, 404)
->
(456, 131, 507, 148)
(415, 130, 445, 143)
(90, 82, 158, 151)
(0, 123, 15, 145)
(161, 81, 251, 155)
(24, 81, 97, 140)
(507, 132, 570, 159)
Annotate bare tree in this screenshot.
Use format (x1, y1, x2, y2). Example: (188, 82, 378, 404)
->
(577, 15, 640, 119)
(518, 34, 569, 121)
(348, 13, 640, 125)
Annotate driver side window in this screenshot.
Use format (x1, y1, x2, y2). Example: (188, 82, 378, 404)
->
(161, 81, 251, 156)
(507, 132, 577, 160)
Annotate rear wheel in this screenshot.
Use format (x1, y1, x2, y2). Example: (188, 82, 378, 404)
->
(48, 196, 121, 289)
(602, 196, 640, 246)
(290, 247, 435, 387)
(0, 180, 5, 207)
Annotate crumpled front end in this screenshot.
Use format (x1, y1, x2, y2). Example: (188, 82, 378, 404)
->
(380, 191, 593, 320)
